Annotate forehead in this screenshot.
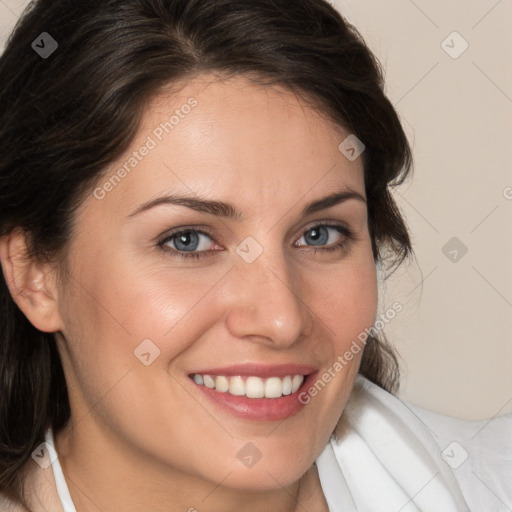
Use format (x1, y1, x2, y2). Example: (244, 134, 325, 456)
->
(88, 74, 365, 221)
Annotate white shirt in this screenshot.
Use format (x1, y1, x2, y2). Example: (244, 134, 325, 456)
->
(42, 376, 511, 511)
(315, 377, 511, 511)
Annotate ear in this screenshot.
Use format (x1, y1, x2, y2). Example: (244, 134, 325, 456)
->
(0, 230, 63, 333)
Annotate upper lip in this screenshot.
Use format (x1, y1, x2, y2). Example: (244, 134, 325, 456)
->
(188, 364, 317, 378)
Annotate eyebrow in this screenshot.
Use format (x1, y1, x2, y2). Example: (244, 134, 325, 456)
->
(127, 188, 366, 220)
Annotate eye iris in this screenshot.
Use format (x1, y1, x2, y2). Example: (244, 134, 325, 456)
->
(305, 227, 329, 246)
(174, 231, 199, 251)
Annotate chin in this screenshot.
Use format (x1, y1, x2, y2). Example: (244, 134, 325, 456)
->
(218, 462, 310, 492)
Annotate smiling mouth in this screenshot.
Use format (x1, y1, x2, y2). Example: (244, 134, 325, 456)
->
(190, 374, 305, 399)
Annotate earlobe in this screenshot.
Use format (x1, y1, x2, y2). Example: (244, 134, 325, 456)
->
(0, 230, 63, 333)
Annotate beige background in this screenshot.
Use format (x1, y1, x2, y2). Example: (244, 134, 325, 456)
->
(1, 0, 511, 419)
(333, 0, 512, 420)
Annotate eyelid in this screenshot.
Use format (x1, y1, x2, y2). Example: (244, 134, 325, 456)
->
(293, 221, 355, 247)
(157, 220, 356, 257)
(157, 226, 219, 249)
(158, 219, 352, 242)
(299, 219, 352, 235)
(156, 225, 218, 244)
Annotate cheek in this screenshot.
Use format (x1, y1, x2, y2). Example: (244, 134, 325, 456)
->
(108, 261, 233, 359)
(295, 241, 376, 351)
(311, 247, 378, 349)
(56, 255, 226, 448)
(62, 249, 227, 349)
(299, 247, 377, 423)
(342, 258, 378, 338)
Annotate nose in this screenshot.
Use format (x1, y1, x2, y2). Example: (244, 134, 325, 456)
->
(224, 248, 314, 348)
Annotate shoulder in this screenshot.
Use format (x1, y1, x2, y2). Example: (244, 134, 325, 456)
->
(406, 399, 512, 512)
(316, 376, 511, 511)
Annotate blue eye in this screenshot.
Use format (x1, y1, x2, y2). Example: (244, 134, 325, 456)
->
(158, 223, 355, 260)
(297, 225, 344, 247)
(159, 229, 215, 259)
(294, 224, 355, 255)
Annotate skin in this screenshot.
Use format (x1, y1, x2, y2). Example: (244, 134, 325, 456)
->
(0, 74, 377, 511)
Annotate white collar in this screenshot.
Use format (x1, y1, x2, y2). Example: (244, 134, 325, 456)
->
(316, 376, 470, 511)
(45, 428, 77, 512)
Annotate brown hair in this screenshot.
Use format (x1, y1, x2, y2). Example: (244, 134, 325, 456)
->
(0, 0, 412, 508)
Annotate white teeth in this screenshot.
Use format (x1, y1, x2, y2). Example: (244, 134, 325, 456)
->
(203, 375, 215, 388)
(292, 375, 304, 393)
(215, 375, 229, 393)
(264, 377, 282, 398)
(282, 375, 292, 396)
(229, 376, 245, 396)
(246, 376, 265, 398)
(192, 373, 306, 398)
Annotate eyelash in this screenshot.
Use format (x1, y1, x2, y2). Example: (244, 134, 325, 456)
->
(158, 223, 356, 259)
(158, 223, 356, 260)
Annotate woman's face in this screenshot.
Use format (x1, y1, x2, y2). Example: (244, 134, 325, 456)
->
(54, 74, 377, 492)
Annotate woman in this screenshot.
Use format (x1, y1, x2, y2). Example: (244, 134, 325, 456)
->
(0, 1, 509, 511)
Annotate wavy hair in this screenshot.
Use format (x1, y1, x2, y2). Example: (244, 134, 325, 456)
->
(0, 0, 412, 508)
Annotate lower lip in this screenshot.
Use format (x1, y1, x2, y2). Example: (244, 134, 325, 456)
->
(191, 374, 316, 422)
